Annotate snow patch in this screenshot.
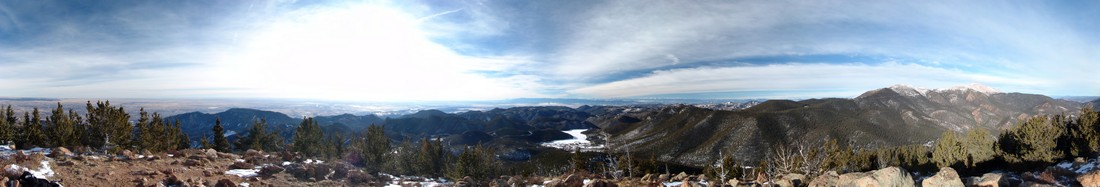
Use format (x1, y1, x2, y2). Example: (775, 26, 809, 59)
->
(226, 169, 260, 178)
(540, 129, 604, 151)
(5, 160, 55, 179)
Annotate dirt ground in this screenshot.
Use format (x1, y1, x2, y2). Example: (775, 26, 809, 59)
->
(6, 148, 367, 187)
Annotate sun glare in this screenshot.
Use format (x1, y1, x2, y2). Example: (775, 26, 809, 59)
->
(210, 2, 538, 101)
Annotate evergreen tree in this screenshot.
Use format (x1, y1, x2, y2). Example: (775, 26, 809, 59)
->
(0, 105, 14, 145)
(211, 117, 230, 152)
(292, 117, 325, 157)
(135, 108, 152, 151)
(171, 120, 190, 150)
(1066, 108, 1100, 157)
(355, 124, 389, 173)
(932, 131, 964, 168)
(17, 108, 48, 149)
(200, 134, 211, 149)
(47, 103, 78, 148)
(84, 101, 131, 152)
(963, 128, 995, 168)
(237, 118, 268, 151)
(416, 138, 445, 177)
(999, 116, 1064, 168)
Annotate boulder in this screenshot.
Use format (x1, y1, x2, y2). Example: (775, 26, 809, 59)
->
(508, 176, 526, 187)
(258, 165, 285, 177)
(836, 167, 913, 187)
(673, 172, 689, 181)
(120, 150, 136, 160)
(809, 171, 838, 187)
(214, 178, 237, 187)
(229, 162, 255, 169)
(922, 167, 964, 187)
(183, 159, 203, 166)
(775, 173, 806, 187)
(545, 179, 565, 187)
(346, 170, 376, 185)
(659, 174, 670, 182)
(564, 174, 583, 186)
(728, 178, 741, 185)
(49, 147, 73, 158)
(583, 179, 619, 187)
(756, 172, 768, 184)
(312, 163, 334, 180)
(641, 174, 654, 182)
(1078, 170, 1100, 187)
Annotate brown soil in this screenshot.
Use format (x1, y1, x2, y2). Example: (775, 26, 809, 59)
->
(14, 149, 364, 187)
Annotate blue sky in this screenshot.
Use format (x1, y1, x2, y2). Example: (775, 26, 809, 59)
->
(0, 0, 1097, 101)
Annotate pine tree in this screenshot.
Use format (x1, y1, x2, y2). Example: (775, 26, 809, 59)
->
(84, 101, 132, 152)
(963, 128, 995, 168)
(212, 117, 230, 152)
(135, 108, 152, 151)
(0, 105, 14, 145)
(48, 103, 78, 148)
(238, 118, 268, 151)
(416, 138, 445, 177)
(932, 131, 964, 168)
(16, 108, 48, 149)
(173, 120, 190, 150)
(200, 134, 211, 149)
(355, 124, 389, 173)
(292, 117, 325, 157)
(1000, 116, 1063, 168)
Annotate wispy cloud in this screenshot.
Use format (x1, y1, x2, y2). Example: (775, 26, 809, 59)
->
(0, 0, 1097, 100)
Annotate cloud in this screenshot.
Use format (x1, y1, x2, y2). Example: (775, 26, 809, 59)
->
(535, 0, 1099, 96)
(568, 63, 1045, 98)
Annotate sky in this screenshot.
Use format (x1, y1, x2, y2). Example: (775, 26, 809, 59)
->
(0, 0, 1097, 102)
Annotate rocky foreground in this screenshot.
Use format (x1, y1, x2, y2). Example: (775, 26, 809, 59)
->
(6, 146, 1100, 187)
(2, 147, 394, 187)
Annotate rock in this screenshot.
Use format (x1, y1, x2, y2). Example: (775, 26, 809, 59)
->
(659, 174, 670, 182)
(776, 173, 806, 187)
(312, 163, 334, 180)
(583, 179, 618, 187)
(922, 167, 964, 187)
(49, 147, 73, 158)
(203, 170, 214, 177)
(287, 164, 316, 180)
(259, 165, 285, 177)
(673, 172, 689, 181)
(756, 172, 769, 184)
(564, 174, 583, 186)
(205, 149, 218, 156)
(229, 162, 254, 169)
(214, 178, 237, 187)
(183, 159, 203, 166)
(120, 149, 136, 160)
(508, 176, 526, 187)
(728, 178, 741, 185)
(142, 149, 153, 156)
(346, 170, 376, 185)
(837, 167, 913, 187)
(641, 174, 654, 182)
(1078, 170, 1100, 187)
(544, 179, 564, 187)
(698, 174, 709, 181)
(809, 171, 838, 187)
(217, 152, 240, 160)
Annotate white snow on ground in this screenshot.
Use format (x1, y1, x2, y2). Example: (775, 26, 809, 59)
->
(541, 129, 605, 151)
(1055, 157, 1100, 174)
(226, 169, 260, 178)
(5, 160, 55, 179)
